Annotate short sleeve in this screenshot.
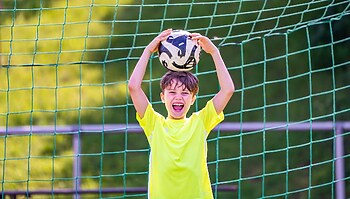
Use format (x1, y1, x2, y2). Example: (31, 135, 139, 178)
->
(197, 100, 224, 133)
(136, 103, 162, 138)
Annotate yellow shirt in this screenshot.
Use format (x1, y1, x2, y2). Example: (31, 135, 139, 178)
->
(137, 100, 224, 199)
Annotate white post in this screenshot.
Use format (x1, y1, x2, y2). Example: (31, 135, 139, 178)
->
(73, 133, 81, 199)
(335, 123, 345, 199)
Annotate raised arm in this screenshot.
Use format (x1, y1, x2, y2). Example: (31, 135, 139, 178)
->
(128, 29, 172, 118)
(190, 33, 235, 114)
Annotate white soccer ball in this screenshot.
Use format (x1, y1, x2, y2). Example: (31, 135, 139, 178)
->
(158, 30, 201, 71)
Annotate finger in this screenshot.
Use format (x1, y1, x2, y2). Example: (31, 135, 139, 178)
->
(190, 35, 205, 42)
(197, 40, 204, 46)
(189, 33, 201, 37)
(159, 29, 172, 40)
(189, 33, 201, 40)
(162, 28, 172, 35)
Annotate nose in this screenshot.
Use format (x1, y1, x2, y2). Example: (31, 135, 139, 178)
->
(174, 93, 182, 100)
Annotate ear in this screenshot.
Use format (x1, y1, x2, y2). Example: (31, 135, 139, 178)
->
(160, 92, 165, 103)
(190, 94, 196, 105)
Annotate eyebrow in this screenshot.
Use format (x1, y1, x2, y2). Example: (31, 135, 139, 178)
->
(166, 88, 191, 93)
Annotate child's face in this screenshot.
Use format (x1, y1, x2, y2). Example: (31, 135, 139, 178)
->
(160, 79, 196, 120)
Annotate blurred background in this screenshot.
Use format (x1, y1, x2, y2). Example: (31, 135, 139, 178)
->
(0, 0, 349, 198)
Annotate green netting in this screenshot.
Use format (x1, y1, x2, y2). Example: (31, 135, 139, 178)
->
(0, 0, 350, 198)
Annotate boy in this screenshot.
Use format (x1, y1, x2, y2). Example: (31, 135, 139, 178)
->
(128, 29, 235, 199)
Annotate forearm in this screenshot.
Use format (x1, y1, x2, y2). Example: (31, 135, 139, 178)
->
(128, 49, 153, 118)
(210, 49, 235, 113)
(211, 49, 235, 94)
(189, 33, 235, 113)
(128, 49, 152, 90)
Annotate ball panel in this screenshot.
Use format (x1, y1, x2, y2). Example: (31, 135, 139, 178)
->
(158, 30, 201, 72)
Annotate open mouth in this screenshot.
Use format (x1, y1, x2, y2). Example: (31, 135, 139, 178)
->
(172, 103, 184, 112)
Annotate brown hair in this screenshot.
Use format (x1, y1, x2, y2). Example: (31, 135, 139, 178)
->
(160, 71, 199, 95)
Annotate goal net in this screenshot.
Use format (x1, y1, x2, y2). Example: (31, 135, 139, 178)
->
(0, 0, 349, 198)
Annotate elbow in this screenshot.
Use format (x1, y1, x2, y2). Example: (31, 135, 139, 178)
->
(128, 81, 139, 93)
(231, 83, 235, 95)
(226, 82, 235, 97)
(227, 88, 235, 98)
(220, 86, 234, 100)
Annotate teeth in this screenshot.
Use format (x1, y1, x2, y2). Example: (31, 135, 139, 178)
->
(172, 103, 184, 111)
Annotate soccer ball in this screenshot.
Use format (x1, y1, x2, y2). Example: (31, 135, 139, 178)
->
(158, 30, 201, 71)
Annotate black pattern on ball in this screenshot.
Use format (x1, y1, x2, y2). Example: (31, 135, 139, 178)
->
(158, 30, 201, 72)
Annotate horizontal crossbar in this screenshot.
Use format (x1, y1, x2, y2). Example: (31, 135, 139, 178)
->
(1, 185, 237, 197)
(1, 122, 349, 135)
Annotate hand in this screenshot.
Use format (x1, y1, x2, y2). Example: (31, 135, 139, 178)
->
(190, 33, 219, 55)
(145, 29, 172, 53)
